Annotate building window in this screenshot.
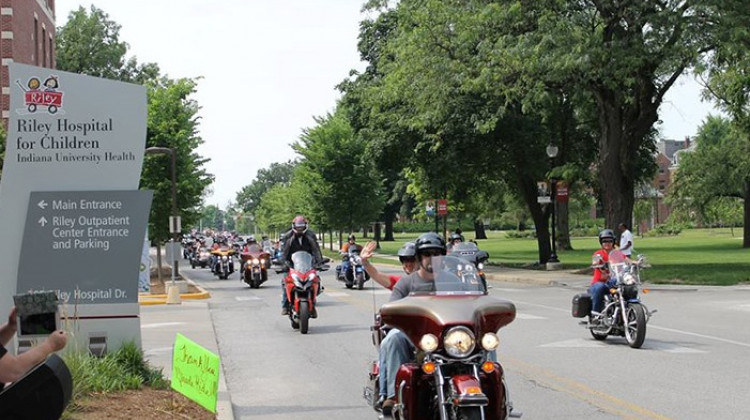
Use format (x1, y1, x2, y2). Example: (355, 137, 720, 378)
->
(42, 28, 47, 67)
(34, 18, 39, 65)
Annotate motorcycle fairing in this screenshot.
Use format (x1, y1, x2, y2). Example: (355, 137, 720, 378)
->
(380, 295, 516, 349)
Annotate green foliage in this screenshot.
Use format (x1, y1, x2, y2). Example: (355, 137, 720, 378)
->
(645, 223, 684, 237)
(63, 342, 167, 414)
(254, 179, 311, 232)
(292, 109, 384, 231)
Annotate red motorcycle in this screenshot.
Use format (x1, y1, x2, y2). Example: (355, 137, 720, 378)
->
(283, 251, 329, 334)
(240, 245, 271, 288)
(365, 254, 521, 420)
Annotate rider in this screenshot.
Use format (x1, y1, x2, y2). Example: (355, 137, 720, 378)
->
(589, 229, 616, 320)
(446, 232, 463, 253)
(358, 240, 419, 410)
(359, 241, 418, 290)
(338, 234, 360, 281)
(280, 215, 324, 316)
(380, 232, 446, 414)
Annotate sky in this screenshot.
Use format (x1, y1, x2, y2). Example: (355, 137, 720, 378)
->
(55, 1, 722, 209)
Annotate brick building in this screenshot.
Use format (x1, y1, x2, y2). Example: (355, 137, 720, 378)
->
(1, 0, 56, 128)
(635, 137, 694, 232)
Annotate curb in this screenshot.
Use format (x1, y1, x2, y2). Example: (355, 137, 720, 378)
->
(138, 279, 211, 305)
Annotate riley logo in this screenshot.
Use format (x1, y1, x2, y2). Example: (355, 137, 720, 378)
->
(15, 75, 64, 115)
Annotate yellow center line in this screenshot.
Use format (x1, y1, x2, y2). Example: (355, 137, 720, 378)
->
(502, 355, 674, 420)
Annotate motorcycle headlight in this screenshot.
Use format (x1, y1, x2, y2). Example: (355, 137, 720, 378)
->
(477, 262, 484, 270)
(623, 273, 636, 285)
(419, 334, 439, 353)
(481, 333, 499, 351)
(260, 259, 266, 265)
(444, 326, 475, 358)
(252, 258, 260, 265)
(307, 273, 317, 282)
(221, 256, 228, 261)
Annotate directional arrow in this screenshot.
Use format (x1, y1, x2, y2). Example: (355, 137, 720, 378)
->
(37, 200, 48, 209)
(38, 216, 48, 227)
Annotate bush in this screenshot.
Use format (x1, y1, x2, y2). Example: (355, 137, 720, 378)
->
(505, 230, 537, 239)
(646, 222, 684, 237)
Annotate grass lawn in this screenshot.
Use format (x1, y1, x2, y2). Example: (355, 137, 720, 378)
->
(352, 228, 749, 286)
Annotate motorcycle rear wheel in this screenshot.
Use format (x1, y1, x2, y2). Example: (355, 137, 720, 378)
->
(625, 303, 647, 348)
(299, 301, 310, 334)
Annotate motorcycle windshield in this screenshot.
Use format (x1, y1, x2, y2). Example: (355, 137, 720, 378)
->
(290, 251, 314, 272)
(431, 255, 485, 295)
(609, 249, 629, 279)
(348, 244, 361, 254)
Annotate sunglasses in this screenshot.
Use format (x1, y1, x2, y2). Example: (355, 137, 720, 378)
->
(421, 249, 444, 257)
(601, 240, 614, 244)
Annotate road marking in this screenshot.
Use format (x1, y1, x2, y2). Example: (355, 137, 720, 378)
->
(514, 299, 750, 349)
(540, 339, 606, 348)
(235, 296, 262, 301)
(503, 355, 675, 420)
(516, 313, 547, 320)
(141, 322, 185, 329)
(324, 291, 350, 297)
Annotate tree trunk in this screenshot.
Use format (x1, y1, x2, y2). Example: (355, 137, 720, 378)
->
(744, 178, 750, 248)
(473, 219, 487, 240)
(383, 208, 396, 241)
(556, 200, 573, 251)
(519, 178, 551, 263)
(597, 99, 636, 229)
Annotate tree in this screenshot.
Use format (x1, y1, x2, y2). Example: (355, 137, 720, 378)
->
(668, 115, 749, 240)
(235, 161, 296, 215)
(292, 108, 384, 234)
(140, 77, 213, 244)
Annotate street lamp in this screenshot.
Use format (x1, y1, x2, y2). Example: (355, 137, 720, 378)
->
(145, 147, 180, 282)
(546, 144, 560, 264)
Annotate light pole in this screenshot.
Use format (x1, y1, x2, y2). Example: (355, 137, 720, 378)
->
(145, 147, 179, 281)
(546, 144, 560, 264)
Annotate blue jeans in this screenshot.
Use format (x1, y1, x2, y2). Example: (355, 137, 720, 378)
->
(379, 328, 414, 399)
(589, 280, 616, 314)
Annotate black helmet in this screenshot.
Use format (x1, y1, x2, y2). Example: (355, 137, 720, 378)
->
(397, 242, 416, 262)
(598, 229, 615, 244)
(449, 233, 462, 242)
(348, 234, 356, 241)
(415, 232, 447, 256)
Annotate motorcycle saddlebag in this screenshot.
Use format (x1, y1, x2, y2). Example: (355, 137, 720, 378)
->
(571, 293, 592, 318)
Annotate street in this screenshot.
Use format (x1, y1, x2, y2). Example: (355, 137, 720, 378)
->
(184, 263, 750, 419)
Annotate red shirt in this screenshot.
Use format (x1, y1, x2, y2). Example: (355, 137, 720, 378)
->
(590, 249, 610, 285)
(387, 275, 400, 290)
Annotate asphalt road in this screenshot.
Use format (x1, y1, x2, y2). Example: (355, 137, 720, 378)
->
(184, 262, 750, 420)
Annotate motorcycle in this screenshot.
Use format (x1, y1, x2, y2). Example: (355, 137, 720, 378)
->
(448, 241, 490, 292)
(336, 244, 370, 290)
(364, 254, 521, 420)
(572, 250, 656, 349)
(191, 246, 212, 269)
(282, 251, 329, 334)
(210, 246, 236, 280)
(240, 245, 271, 288)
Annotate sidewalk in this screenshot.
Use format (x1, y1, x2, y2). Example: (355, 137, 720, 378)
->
(139, 260, 234, 419)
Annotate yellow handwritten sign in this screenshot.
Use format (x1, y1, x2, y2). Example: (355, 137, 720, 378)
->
(171, 333, 220, 413)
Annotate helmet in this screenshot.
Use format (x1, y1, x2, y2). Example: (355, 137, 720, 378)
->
(449, 233, 462, 242)
(261, 235, 269, 240)
(598, 229, 615, 244)
(246, 235, 256, 243)
(292, 215, 308, 234)
(348, 234, 356, 242)
(397, 242, 416, 263)
(414, 232, 447, 256)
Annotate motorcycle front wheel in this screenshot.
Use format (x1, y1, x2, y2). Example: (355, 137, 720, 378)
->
(625, 303, 647, 348)
(356, 273, 365, 290)
(455, 407, 482, 420)
(299, 301, 310, 334)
